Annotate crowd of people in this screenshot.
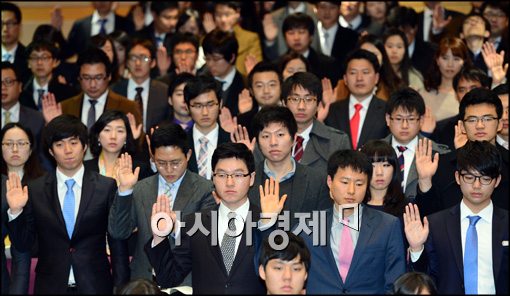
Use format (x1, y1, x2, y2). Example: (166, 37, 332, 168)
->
(1, 1, 509, 295)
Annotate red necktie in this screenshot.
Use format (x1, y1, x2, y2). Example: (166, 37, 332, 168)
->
(293, 135, 304, 162)
(350, 104, 363, 150)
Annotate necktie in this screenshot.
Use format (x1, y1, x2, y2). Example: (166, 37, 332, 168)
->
(37, 89, 45, 110)
(397, 146, 407, 182)
(87, 99, 98, 130)
(350, 104, 363, 150)
(198, 137, 209, 178)
(464, 215, 481, 294)
(2, 53, 12, 62)
(338, 219, 354, 282)
(98, 19, 108, 35)
(323, 31, 330, 53)
(4, 110, 11, 125)
(164, 182, 174, 209)
(221, 212, 237, 274)
(63, 179, 76, 238)
(294, 135, 304, 162)
(134, 87, 144, 116)
(155, 36, 164, 47)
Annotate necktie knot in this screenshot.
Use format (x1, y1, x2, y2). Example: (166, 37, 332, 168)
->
(199, 136, 209, 146)
(2, 53, 12, 62)
(397, 145, 407, 153)
(89, 99, 98, 106)
(296, 135, 304, 145)
(135, 87, 144, 95)
(227, 212, 237, 231)
(37, 88, 45, 97)
(4, 110, 12, 124)
(468, 215, 481, 226)
(354, 104, 362, 112)
(65, 179, 76, 190)
(98, 19, 108, 35)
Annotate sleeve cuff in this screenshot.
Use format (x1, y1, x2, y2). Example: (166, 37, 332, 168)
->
(118, 189, 133, 196)
(7, 208, 23, 222)
(409, 245, 425, 262)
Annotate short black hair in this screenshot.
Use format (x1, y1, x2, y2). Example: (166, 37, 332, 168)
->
(481, 1, 510, 19)
(392, 272, 438, 295)
(32, 24, 70, 60)
(386, 87, 426, 116)
(109, 30, 132, 51)
(25, 39, 59, 61)
(43, 114, 88, 154)
(345, 49, 381, 73)
(453, 66, 491, 91)
(202, 29, 239, 64)
(492, 83, 508, 96)
(282, 72, 322, 104)
(459, 88, 503, 120)
(211, 142, 255, 173)
(168, 72, 195, 97)
(128, 38, 157, 60)
(387, 6, 418, 29)
(457, 140, 502, 179)
(327, 149, 373, 185)
(1, 2, 22, 23)
(170, 32, 199, 54)
(279, 52, 311, 75)
(89, 110, 137, 158)
(183, 75, 222, 107)
(150, 2, 179, 16)
(77, 47, 112, 77)
(149, 123, 189, 155)
(248, 61, 282, 91)
(1, 61, 19, 80)
(252, 106, 298, 140)
(259, 231, 311, 271)
(282, 12, 315, 36)
(117, 279, 163, 295)
(215, 1, 241, 11)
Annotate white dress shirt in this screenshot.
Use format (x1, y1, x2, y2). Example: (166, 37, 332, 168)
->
(391, 136, 418, 191)
(318, 22, 338, 56)
(288, 2, 306, 15)
(339, 14, 362, 31)
(423, 7, 433, 42)
(218, 199, 250, 257)
(32, 78, 49, 107)
(497, 135, 508, 150)
(2, 102, 20, 128)
(127, 78, 151, 129)
(81, 90, 108, 127)
(348, 94, 373, 147)
(1, 43, 17, 63)
(216, 67, 236, 91)
(91, 10, 115, 36)
(157, 171, 187, 209)
(193, 124, 219, 179)
(293, 122, 313, 155)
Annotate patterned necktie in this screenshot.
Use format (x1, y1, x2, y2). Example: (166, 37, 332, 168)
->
(293, 135, 304, 162)
(221, 212, 237, 274)
(87, 99, 98, 130)
(397, 146, 407, 182)
(98, 19, 108, 35)
(2, 53, 12, 62)
(350, 104, 363, 150)
(338, 218, 354, 282)
(197, 136, 209, 178)
(134, 87, 144, 116)
(464, 215, 481, 294)
(63, 179, 76, 238)
(164, 182, 174, 209)
(4, 110, 11, 125)
(37, 89, 45, 110)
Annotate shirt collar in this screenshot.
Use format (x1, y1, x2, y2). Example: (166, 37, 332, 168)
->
(159, 169, 187, 187)
(460, 199, 493, 224)
(56, 164, 85, 189)
(408, 39, 416, 57)
(3, 101, 20, 113)
(1, 43, 18, 57)
(318, 21, 339, 35)
(349, 94, 373, 110)
(84, 89, 109, 104)
(301, 49, 310, 58)
(263, 157, 296, 183)
(92, 10, 115, 25)
(288, 2, 306, 14)
(298, 121, 313, 143)
(33, 78, 49, 90)
(128, 78, 151, 92)
(333, 203, 364, 225)
(193, 122, 219, 138)
(496, 135, 508, 150)
(391, 135, 419, 152)
(219, 197, 250, 218)
(216, 67, 236, 91)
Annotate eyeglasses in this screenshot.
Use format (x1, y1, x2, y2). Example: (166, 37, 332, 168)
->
(28, 55, 53, 63)
(155, 159, 184, 170)
(286, 95, 317, 105)
(205, 55, 225, 63)
(174, 49, 196, 56)
(78, 74, 108, 83)
(189, 102, 219, 110)
(213, 172, 251, 181)
(459, 172, 494, 185)
(1, 21, 19, 29)
(2, 141, 30, 149)
(128, 54, 152, 63)
(483, 12, 506, 19)
(463, 116, 498, 125)
(389, 116, 421, 125)
(1, 78, 18, 87)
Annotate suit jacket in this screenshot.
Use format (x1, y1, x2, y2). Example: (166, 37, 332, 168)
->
(144, 203, 266, 294)
(220, 70, 247, 117)
(8, 169, 120, 294)
(432, 114, 458, 150)
(108, 171, 216, 281)
(302, 206, 406, 294)
(306, 47, 340, 86)
(233, 25, 262, 77)
(187, 126, 231, 175)
(61, 90, 143, 126)
(325, 96, 389, 149)
(134, 23, 174, 79)
(417, 8, 465, 44)
(382, 134, 450, 200)
(412, 204, 508, 294)
(410, 39, 437, 78)
(111, 78, 171, 132)
(10, 43, 30, 85)
(19, 77, 80, 110)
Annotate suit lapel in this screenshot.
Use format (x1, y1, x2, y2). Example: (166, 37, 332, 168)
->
(146, 81, 158, 128)
(492, 207, 505, 281)
(45, 173, 68, 237)
(446, 205, 464, 279)
(347, 206, 376, 283)
(73, 170, 96, 238)
(322, 209, 343, 283)
(173, 171, 193, 211)
(204, 209, 226, 275)
(187, 129, 198, 173)
(141, 175, 160, 230)
(340, 101, 351, 140)
(358, 99, 379, 146)
(289, 164, 308, 213)
(302, 121, 327, 165)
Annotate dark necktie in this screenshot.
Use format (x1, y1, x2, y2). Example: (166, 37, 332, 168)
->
(397, 145, 407, 182)
(135, 87, 144, 116)
(37, 89, 45, 110)
(98, 19, 108, 35)
(293, 135, 304, 162)
(87, 99, 98, 130)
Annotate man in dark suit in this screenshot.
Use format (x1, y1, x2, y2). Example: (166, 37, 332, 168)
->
(482, 1, 509, 64)
(111, 38, 170, 133)
(108, 123, 216, 282)
(338, 1, 371, 34)
(325, 49, 389, 150)
(5, 115, 125, 294)
(67, 1, 135, 56)
(1, 2, 30, 84)
(416, 1, 465, 45)
(460, 14, 491, 74)
(405, 141, 508, 294)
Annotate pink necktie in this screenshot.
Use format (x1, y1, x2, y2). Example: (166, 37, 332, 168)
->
(350, 104, 362, 150)
(338, 219, 354, 282)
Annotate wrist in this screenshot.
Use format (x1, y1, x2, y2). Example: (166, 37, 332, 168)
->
(418, 179, 433, 193)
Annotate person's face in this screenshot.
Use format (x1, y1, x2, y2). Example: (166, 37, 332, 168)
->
(188, 90, 220, 130)
(365, 2, 387, 20)
(169, 83, 190, 117)
(153, 146, 190, 184)
(212, 157, 254, 210)
(483, 6, 509, 37)
(384, 35, 405, 66)
(2, 127, 31, 169)
(1, 68, 21, 109)
(462, 15, 489, 39)
(455, 78, 482, 102)
(360, 42, 383, 66)
(214, 4, 240, 32)
(455, 169, 501, 211)
(285, 28, 312, 54)
(386, 107, 423, 144)
(436, 49, 464, 80)
(327, 166, 368, 207)
(113, 40, 126, 65)
(340, 2, 361, 18)
(49, 136, 86, 175)
(316, 2, 340, 28)
(173, 42, 198, 71)
(2, 10, 20, 46)
(370, 161, 393, 191)
(498, 94, 509, 137)
(343, 59, 379, 98)
(98, 119, 127, 154)
(205, 53, 233, 78)
(92, 1, 113, 15)
(259, 256, 308, 295)
(28, 49, 58, 79)
(285, 85, 318, 127)
(127, 44, 155, 81)
(178, 17, 200, 36)
(153, 8, 179, 34)
(257, 122, 295, 164)
(79, 63, 111, 99)
(461, 103, 503, 142)
(399, 25, 417, 45)
(283, 58, 307, 81)
(101, 40, 115, 63)
(251, 71, 281, 107)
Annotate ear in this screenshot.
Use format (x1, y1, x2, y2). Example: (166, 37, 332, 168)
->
(259, 265, 266, 281)
(374, 72, 380, 85)
(249, 171, 256, 187)
(385, 113, 391, 127)
(494, 174, 502, 188)
(228, 54, 236, 65)
(150, 57, 156, 69)
(327, 175, 332, 191)
(454, 171, 461, 185)
(48, 148, 54, 157)
(497, 117, 503, 132)
(186, 149, 192, 161)
(460, 32, 465, 39)
(484, 30, 490, 38)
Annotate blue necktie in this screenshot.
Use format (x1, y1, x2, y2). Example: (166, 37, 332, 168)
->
(98, 19, 108, 35)
(464, 215, 481, 294)
(63, 179, 76, 238)
(2, 53, 13, 62)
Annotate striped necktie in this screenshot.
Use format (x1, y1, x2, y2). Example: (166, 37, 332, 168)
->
(198, 136, 209, 178)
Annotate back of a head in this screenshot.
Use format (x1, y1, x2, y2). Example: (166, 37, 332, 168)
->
(457, 140, 502, 179)
(117, 279, 162, 295)
(392, 272, 438, 295)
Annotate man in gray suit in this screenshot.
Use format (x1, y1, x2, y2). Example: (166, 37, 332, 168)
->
(283, 72, 350, 172)
(381, 88, 450, 200)
(108, 123, 216, 282)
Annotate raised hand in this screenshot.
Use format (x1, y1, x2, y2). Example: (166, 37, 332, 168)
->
(238, 89, 253, 114)
(175, 57, 195, 74)
(230, 124, 256, 152)
(50, 5, 63, 30)
(420, 107, 436, 134)
(41, 92, 62, 124)
(156, 46, 172, 76)
(244, 54, 258, 76)
(131, 4, 145, 31)
(203, 12, 216, 33)
(116, 152, 140, 192)
(146, 126, 159, 160)
(127, 112, 142, 140)
(260, 177, 287, 216)
(481, 42, 508, 86)
(431, 4, 452, 33)
(415, 138, 439, 193)
(151, 194, 177, 244)
(219, 106, 237, 133)
(262, 14, 278, 42)
(403, 203, 429, 252)
(454, 120, 468, 149)
(6, 172, 29, 215)
(317, 78, 335, 122)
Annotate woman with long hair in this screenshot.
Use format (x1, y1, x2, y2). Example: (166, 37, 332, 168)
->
(90, 34, 121, 84)
(279, 51, 311, 81)
(109, 30, 132, 80)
